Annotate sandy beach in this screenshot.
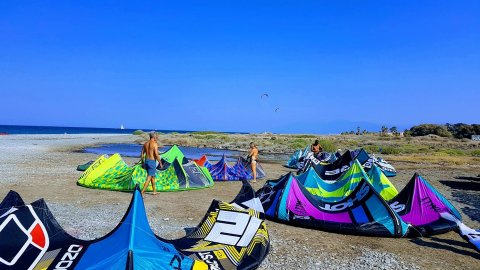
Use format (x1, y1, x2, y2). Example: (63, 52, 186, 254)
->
(0, 134, 478, 269)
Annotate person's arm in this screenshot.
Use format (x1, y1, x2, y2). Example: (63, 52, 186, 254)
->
(155, 144, 163, 168)
(140, 145, 145, 163)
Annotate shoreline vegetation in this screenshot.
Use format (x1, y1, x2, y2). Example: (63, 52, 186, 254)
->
(128, 130, 480, 166)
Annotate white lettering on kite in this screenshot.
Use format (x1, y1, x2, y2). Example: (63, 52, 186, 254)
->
(204, 210, 262, 247)
(319, 183, 370, 212)
(54, 244, 83, 270)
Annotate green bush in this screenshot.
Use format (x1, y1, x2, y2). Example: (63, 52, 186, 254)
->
(364, 145, 380, 154)
(379, 146, 401, 155)
(318, 139, 336, 152)
(446, 123, 480, 139)
(132, 130, 144, 135)
(408, 124, 452, 137)
(204, 134, 216, 140)
(191, 131, 224, 135)
(219, 135, 233, 142)
(396, 145, 426, 154)
(292, 134, 317, 138)
(439, 149, 467, 156)
(290, 139, 309, 149)
(470, 149, 480, 156)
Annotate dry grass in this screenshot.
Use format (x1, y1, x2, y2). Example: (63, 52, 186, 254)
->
(387, 154, 480, 166)
(133, 132, 480, 159)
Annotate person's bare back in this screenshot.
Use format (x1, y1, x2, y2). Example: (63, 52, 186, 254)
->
(143, 140, 159, 160)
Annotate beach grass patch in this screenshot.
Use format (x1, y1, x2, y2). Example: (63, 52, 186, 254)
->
(470, 149, 480, 156)
(290, 138, 309, 149)
(191, 131, 225, 135)
(379, 146, 401, 155)
(318, 139, 336, 152)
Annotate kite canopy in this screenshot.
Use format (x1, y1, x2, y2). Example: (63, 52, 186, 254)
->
(302, 149, 368, 180)
(160, 144, 188, 164)
(0, 190, 24, 216)
(77, 152, 213, 192)
(285, 149, 303, 168)
(317, 152, 338, 164)
(296, 160, 398, 202)
(76, 160, 94, 171)
(257, 168, 476, 244)
(194, 155, 266, 181)
(284, 145, 311, 169)
(289, 147, 397, 177)
(302, 148, 398, 180)
(256, 173, 410, 237)
(367, 155, 397, 177)
(0, 182, 270, 269)
(389, 174, 462, 236)
(365, 165, 399, 200)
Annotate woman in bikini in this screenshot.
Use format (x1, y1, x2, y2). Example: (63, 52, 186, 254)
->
(249, 142, 259, 183)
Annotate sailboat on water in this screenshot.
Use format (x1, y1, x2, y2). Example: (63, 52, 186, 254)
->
(120, 124, 125, 130)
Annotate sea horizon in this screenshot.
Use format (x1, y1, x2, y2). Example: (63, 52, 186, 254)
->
(0, 124, 250, 135)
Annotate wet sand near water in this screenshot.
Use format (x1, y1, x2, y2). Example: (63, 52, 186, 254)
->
(0, 134, 478, 269)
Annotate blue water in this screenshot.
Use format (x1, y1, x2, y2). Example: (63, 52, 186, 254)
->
(0, 125, 196, 135)
(83, 144, 244, 161)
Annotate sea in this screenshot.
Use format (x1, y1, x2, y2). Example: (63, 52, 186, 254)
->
(0, 124, 193, 135)
(83, 144, 244, 162)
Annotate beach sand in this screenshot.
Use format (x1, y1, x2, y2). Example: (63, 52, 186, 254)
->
(0, 134, 478, 269)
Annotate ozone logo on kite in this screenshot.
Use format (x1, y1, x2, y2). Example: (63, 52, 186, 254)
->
(319, 183, 370, 212)
(0, 205, 49, 270)
(52, 244, 84, 270)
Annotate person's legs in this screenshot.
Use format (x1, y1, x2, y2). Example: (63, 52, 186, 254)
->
(252, 161, 257, 183)
(143, 159, 157, 195)
(151, 177, 157, 195)
(141, 175, 152, 195)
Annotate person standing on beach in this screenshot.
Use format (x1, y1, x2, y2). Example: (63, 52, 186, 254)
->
(248, 142, 259, 183)
(311, 139, 322, 158)
(141, 132, 163, 196)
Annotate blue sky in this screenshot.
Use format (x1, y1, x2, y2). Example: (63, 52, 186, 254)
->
(1, 1, 479, 133)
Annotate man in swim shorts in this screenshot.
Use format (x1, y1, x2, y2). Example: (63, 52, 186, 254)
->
(140, 131, 163, 196)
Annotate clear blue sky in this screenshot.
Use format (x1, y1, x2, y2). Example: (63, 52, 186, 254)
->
(1, 1, 479, 133)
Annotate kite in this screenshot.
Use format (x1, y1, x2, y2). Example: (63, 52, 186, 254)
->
(0, 182, 270, 269)
(194, 155, 266, 181)
(256, 168, 480, 253)
(301, 148, 396, 179)
(256, 173, 410, 237)
(77, 145, 214, 192)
